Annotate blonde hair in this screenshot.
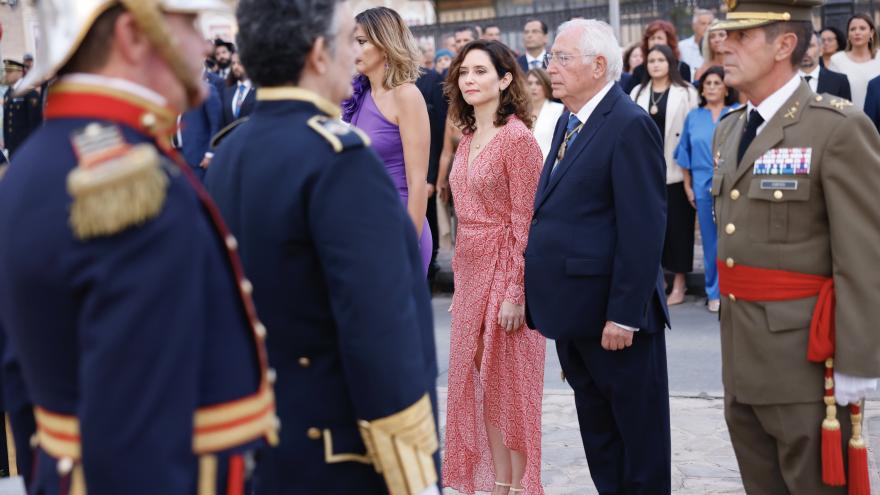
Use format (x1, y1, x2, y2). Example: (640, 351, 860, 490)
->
(356, 7, 421, 89)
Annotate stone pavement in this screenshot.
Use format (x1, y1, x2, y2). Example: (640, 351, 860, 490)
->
(438, 388, 880, 494)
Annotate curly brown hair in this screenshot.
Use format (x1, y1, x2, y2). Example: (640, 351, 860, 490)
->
(444, 40, 533, 134)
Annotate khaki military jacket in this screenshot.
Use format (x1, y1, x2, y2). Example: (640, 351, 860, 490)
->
(712, 81, 880, 405)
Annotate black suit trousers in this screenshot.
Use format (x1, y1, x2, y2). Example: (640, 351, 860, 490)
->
(556, 328, 671, 495)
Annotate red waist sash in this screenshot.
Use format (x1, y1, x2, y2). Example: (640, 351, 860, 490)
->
(716, 261, 835, 362)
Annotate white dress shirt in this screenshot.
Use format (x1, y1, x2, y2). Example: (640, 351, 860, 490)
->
(525, 49, 546, 71)
(798, 65, 820, 93)
(746, 72, 802, 135)
(678, 36, 704, 79)
(749, 72, 879, 402)
(231, 79, 253, 118)
(570, 80, 639, 333)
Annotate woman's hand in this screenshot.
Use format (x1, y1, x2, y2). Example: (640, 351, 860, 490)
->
(497, 300, 525, 333)
(684, 184, 696, 209)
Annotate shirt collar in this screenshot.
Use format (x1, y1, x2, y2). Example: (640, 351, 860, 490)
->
(573, 81, 616, 124)
(60, 73, 168, 107)
(747, 73, 802, 125)
(256, 86, 340, 118)
(526, 49, 546, 65)
(798, 65, 820, 78)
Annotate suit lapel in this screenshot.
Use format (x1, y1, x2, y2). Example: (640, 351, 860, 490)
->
(732, 82, 813, 186)
(536, 85, 621, 209)
(535, 112, 568, 207)
(817, 68, 828, 94)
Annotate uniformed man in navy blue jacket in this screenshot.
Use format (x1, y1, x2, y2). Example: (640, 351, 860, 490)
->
(0, 1, 279, 493)
(205, 1, 440, 494)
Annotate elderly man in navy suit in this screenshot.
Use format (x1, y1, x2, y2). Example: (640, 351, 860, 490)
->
(524, 19, 671, 494)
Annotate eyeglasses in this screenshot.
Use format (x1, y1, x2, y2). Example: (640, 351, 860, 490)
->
(543, 51, 596, 68)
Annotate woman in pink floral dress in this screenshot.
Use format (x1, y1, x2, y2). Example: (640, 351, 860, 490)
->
(442, 40, 546, 495)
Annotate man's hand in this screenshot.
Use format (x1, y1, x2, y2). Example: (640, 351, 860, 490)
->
(426, 183, 436, 197)
(199, 155, 213, 169)
(601, 321, 634, 351)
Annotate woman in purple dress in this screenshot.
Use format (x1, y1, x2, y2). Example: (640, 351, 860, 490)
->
(343, 7, 432, 274)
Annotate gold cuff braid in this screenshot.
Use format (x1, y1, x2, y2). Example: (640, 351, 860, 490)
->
(358, 394, 439, 495)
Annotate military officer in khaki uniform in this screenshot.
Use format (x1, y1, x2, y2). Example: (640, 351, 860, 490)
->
(711, 0, 880, 493)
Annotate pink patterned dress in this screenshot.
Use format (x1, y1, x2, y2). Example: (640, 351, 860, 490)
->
(442, 116, 546, 495)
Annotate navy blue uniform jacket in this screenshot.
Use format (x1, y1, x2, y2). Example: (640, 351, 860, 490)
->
(0, 81, 275, 494)
(205, 88, 438, 494)
(525, 83, 670, 338)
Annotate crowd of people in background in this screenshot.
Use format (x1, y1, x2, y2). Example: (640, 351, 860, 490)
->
(5, 11, 880, 291)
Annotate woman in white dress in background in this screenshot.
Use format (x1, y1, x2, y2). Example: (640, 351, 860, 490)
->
(525, 68, 564, 162)
(829, 13, 880, 109)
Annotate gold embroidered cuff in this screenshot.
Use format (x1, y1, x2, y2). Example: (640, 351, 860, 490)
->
(357, 394, 439, 495)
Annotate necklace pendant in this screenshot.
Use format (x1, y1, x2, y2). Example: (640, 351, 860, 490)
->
(650, 105, 659, 115)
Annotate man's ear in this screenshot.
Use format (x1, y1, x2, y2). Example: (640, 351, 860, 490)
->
(594, 55, 608, 79)
(112, 12, 151, 65)
(775, 31, 798, 63)
(305, 36, 330, 75)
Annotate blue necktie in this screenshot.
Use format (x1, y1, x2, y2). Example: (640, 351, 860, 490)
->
(551, 113, 582, 175)
(233, 84, 246, 118)
(530, 59, 540, 69)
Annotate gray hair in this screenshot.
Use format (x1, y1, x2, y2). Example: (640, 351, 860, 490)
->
(693, 9, 715, 24)
(556, 19, 622, 83)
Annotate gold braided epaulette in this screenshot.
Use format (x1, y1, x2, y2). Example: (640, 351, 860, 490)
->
(67, 124, 168, 240)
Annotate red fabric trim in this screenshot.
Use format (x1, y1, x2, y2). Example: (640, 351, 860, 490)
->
(44, 92, 175, 138)
(194, 403, 274, 435)
(716, 261, 835, 362)
(227, 455, 245, 495)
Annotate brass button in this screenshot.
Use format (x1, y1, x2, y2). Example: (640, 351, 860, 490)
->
(298, 357, 311, 368)
(225, 235, 238, 250)
(241, 279, 253, 295)
(57, 457, 74, 475)
(274, 416, 282, 431)
(140, 112, 157, 130)
(725, 223, 736, 235)
(267, 368, 277, 384)
(773, 190, 783, 200)
(29, 434, 39, 448)
(730, 189, 740, 200)
(307, 427, 321, 440)
(254, 321, 267, 338)
(729, 293, 737, 302)
(726, 258, 735, 268)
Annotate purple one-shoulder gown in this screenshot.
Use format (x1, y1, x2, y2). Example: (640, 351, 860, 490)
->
(350, 89, 432, 275)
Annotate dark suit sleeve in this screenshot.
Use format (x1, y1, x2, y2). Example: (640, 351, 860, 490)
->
(73, 188, 203, 493)
(28, 91, 43, 131)
(606, 112, 667, 328)
(426, 76, 446, 185)
(864, 79, 880, 133)
(309, 148, 430, 418)
(206, 86, 223, 140)
(840, 73, 852, 101)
